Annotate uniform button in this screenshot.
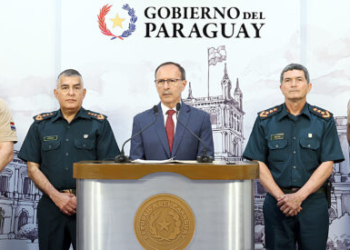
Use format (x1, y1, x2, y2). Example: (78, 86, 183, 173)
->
(66, 153, 69, 156)
(67, 126, 70, 129)
(293, 166, 296, 169)
(83, 144, 86, 147)
(293, 151, 296, 154)
(308, 144, 311, 148)
(66, 138, 69, 142)
(293, 137, 296, 140)
(293, 179, 296, 182)
(65, 168, 68, 170)
(48, 145, 51, 149)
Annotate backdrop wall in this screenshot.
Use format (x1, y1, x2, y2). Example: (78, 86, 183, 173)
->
(0, 0, 349, 249)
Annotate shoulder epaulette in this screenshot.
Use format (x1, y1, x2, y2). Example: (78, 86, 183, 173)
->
(309, 105, 332, 120)
(258, 105, 282, 119)
(87, 111, 106, 121)
(33, 112, 56, 122)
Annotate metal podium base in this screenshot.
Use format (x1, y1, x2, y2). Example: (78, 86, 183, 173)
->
(77, 172, 254, 250)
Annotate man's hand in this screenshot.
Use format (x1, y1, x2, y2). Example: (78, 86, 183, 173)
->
(27, 162, 78, 216)
(277, 193, 303, 217)
(51, 192, 77, 216)
(277, 161, 334, 217)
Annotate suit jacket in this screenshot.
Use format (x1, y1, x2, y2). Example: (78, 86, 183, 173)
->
(130, 102, 214, 160)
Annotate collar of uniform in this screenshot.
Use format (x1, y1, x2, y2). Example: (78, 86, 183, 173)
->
(52, 107, 88, 123)
(75, 107, 91, 119)
(277, 103, 311, 121)
(51, 109, 63, 123)
(276, 104, 289, 121)
(300, 103, 311, 120)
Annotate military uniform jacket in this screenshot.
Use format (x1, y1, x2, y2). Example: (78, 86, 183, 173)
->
(18, 108, 120, 190)
(243, 103, 344, 188)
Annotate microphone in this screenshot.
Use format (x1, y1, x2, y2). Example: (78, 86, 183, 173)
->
(115, 105, 159, 163)
(176, 103, 213, 163)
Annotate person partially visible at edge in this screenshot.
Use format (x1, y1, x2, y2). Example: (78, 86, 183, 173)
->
(130, 61, 214, 160)
(347, 99, 350, 146)
(18, 69, 120, 250)
(243, 63, 344, 249)
(0, 98, 17, 172)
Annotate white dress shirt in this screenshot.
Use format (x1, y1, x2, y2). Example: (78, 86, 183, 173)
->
(161, 102, 178, 133)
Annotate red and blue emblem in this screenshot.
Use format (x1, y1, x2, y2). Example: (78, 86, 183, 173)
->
(98, 4, 137, 40)
(10, 121, 16, 131)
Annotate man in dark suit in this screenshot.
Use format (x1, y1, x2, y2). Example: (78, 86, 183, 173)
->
(130, 62, 214, 160)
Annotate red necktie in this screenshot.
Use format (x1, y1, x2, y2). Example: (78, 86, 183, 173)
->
(166, 110, 176, 154)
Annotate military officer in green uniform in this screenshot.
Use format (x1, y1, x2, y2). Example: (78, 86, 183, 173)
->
(18, 69, 120, 250)
(243, 63, 344, 250)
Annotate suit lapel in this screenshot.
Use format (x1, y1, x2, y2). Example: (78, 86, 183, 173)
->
(172, 102, 190, 157)
(155, 103, 171, 157)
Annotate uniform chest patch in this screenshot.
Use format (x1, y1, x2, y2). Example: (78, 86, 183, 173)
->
(271, 133, 284, 140)
(43, 135, 58, 141)
(10, 122, 16, 131)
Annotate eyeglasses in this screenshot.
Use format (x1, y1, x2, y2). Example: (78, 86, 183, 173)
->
(154, 79, 183, 87)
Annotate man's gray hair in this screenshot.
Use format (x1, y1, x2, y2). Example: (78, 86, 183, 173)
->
(280, 63, 310, 84)
(56, 69, 83, 87)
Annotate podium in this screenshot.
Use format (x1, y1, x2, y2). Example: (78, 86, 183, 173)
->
(73, 161, 259, 250)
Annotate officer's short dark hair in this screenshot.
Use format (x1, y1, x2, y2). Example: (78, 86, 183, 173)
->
(280, 63, 310, 84)
(155, 62, 186, 80)
(57, 69, 83, 87)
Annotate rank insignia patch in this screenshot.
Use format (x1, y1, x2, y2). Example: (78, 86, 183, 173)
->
(310, 107, 332, 119)
(259, 108, 279, 118)
(35, 112, 54, 121)
(88, 112, 105, 120)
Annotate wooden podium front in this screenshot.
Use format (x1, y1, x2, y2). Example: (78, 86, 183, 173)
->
(73, 161, 259, 250)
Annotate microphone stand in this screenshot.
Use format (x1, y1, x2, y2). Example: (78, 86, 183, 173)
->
(176, 103, 213, 163)
(115, 105, 158, 163)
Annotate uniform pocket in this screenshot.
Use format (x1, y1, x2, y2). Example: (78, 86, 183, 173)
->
(42, 140, 61, 151)
(300, 138, 320, 150)
(74, 138, 94, 150)
(268, 139, 288, 162)
(41, 140, 61, 165)
(299, 138, 320, 164)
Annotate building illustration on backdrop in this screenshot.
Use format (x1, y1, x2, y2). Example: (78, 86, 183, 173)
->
(0, 151, 40, 241)
(183, 45, 244, 162)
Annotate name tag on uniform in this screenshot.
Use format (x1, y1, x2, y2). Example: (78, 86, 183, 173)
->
(270, 133, 284, 140)
(43, 135, 58, 141)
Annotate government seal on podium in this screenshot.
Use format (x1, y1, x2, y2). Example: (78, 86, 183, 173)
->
(134, 193, 195, 250)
